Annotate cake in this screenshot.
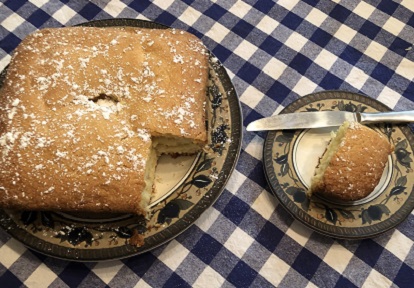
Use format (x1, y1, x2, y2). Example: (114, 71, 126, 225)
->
(0, 27, 209, 215)
(309, 121, 394, 201)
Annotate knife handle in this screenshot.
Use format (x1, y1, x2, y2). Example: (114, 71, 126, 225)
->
(359, 111, 414, 124)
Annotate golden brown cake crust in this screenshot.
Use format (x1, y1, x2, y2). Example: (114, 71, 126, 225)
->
(0, 27, 209, 214)
(311, 123, 394, 201)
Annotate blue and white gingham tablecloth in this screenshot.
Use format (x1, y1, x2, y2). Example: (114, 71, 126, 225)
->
(1, 0, 414, 287)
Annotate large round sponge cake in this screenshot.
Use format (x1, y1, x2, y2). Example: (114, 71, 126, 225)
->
(309, 121, 394, 201)
(0, 27, 209, 215)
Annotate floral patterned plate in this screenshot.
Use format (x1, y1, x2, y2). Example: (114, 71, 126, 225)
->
(0, 19, 242, 261)
(263, 91, 414, 239)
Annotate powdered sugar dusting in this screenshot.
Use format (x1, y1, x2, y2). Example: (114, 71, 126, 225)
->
(137, 129, 151, 142)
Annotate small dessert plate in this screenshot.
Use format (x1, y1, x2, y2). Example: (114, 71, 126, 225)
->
(263, 91, 414, 239)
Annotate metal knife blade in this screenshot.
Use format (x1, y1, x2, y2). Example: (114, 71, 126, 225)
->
(246, 110, 414, 131)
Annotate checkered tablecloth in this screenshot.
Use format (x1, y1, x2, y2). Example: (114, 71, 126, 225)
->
(1, 0, 414, 287)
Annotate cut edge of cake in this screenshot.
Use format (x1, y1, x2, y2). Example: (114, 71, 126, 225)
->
(308, 121, 351, 198)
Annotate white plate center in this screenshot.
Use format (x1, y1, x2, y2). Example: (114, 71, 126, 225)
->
(150, 154, 200, 207)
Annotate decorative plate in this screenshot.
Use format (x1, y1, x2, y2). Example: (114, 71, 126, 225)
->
(263, 91, 414, 239)
(0, 19, 242, 260)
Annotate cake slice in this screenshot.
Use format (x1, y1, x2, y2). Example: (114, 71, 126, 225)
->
(309, 121, 394, 201)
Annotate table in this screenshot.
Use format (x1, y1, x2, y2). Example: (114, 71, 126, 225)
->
(1, 0, 413, 287)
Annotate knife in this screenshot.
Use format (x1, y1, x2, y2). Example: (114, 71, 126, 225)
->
(246, 110, 414, 131)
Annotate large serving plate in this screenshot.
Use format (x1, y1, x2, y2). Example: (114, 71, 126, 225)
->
(263, 91, 414, 239)
(0, 19, 242, 261)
